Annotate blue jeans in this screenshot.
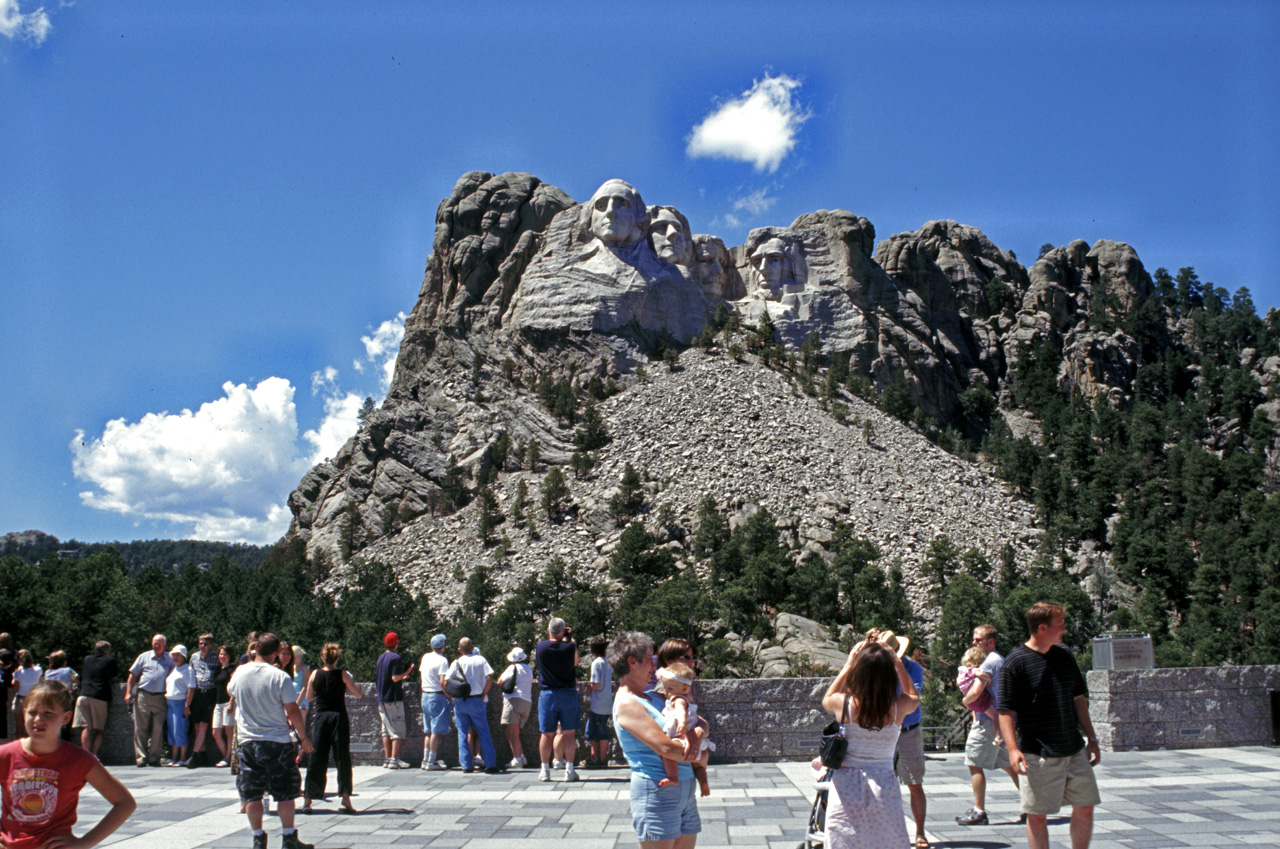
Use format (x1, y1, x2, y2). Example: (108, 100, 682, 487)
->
(166, 698, 189, 747)
(454, 697, 496, 770)
(422, 692, 451, 735)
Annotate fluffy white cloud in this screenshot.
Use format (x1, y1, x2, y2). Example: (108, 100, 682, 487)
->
(352, 312, 406, 390)
(71, 378, 310, 545)
(70, 312, 408, 544)
(302, 392, 364, 466)
(0, 0, 51, 44)
(732, 189, 777, 216)
(687, 74, 809, 173)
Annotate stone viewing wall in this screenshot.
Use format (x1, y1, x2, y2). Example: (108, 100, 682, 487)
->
(96, 668, 1280, 764)
(1088, 666, 1280, 751)
(96, 678, 832, 766)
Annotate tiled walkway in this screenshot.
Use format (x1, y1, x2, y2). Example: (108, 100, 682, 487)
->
(78, 747, 1280, 848)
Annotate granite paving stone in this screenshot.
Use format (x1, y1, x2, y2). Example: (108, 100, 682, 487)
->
(67, 746, 1280, 847)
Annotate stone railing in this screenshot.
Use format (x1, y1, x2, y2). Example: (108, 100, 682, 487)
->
(92, 677, 832, 766)
(1088, 666, 1280, 751)
(87, 668, 1280, 764)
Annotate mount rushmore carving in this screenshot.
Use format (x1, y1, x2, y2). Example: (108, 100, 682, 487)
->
(288, 170, 1159, 569)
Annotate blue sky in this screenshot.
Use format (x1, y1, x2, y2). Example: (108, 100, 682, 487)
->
(2, 2, 1277, 545)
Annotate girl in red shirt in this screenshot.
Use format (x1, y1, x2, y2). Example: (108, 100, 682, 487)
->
(0, 680, 135, 849)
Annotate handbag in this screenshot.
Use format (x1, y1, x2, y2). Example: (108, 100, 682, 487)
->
(818, 695, 850, 769)
(501, 666, 518, 695)
(444, 664, 471, 698)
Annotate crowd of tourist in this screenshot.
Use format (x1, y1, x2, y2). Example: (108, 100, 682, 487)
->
(0, 599, 1103, 849)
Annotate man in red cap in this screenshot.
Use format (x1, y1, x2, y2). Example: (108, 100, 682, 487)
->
(376, 632, 414, 768)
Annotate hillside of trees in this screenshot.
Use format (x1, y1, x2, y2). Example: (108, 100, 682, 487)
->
(0, 534, 271, 574)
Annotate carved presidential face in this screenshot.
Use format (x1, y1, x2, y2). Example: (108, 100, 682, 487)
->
(589, 180, 646, 246)
(752, 238, 789, 296)
(649, 209, 691, 265)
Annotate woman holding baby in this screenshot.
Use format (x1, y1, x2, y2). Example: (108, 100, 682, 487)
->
(819, 629, 921, 849)
(609, 631, 705, 849)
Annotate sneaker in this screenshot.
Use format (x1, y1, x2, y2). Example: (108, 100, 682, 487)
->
(956, 809, 989, 826)
(564, 766, 579, 782)
(391, 758, 411, 769)
(539, 765, 552, 782)
(281, 832, 314, 849)
(508, 757, 524, 769)
(216, 760, 229, 768)
(252, 832, 268, 849)
(484, 766, 503, 775)
(382, 759, 392, 769)
(420, 759, 434, 770)
(474, 756, 485, 768)
(552, 759, 566, 770)
(426, 760, 448, 770)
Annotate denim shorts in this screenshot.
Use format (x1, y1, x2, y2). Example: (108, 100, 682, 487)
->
(422, 692, 451, 735)
(538, 687, 580, 733)
(629, 774, 701, 842)
(585, 711, 612, 741)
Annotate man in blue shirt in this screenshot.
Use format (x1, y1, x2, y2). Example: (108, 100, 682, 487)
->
(124, 634, 175, 767)
(881, 630, 928, 849)
(375, 632, 415, 769)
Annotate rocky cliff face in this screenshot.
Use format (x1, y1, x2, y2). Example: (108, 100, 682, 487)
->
(285, 170, 1176, 614)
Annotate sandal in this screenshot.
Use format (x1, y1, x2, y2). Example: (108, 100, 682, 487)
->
(914, 837, 930, 849)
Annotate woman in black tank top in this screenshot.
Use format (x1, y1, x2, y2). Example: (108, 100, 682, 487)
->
(301, 643, 364, 813)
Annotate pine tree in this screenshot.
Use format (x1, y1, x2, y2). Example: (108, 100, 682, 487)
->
(541, 466, 569, 521)
(476, 485, 503, 546)
(511, 478, 527, 525)
(574, 402, 609, 451)
(609, 462, 645, 523)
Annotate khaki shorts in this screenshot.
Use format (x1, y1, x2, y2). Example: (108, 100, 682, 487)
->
(72, 696, 108, 731)
(1020, 748, 1101, 815)
(213, 702, 236, 729)
(501, 696, 531, 727)
(894, 724, 926, 785)
(379, 701, 407, 740)
(964, 718, 1011, 771)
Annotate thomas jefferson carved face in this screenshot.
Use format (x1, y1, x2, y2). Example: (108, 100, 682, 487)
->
(649, 208, 691, 265)
(589, 180, 646, 246)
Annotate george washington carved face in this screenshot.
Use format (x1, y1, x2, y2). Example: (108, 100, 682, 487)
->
(589, 179, 647, 246)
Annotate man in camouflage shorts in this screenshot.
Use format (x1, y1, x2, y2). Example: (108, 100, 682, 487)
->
(227, 632, 315, 849)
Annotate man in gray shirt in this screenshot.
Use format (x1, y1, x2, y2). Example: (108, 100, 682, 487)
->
(124, 634, 174, 767)
(227, 632, 315, 849)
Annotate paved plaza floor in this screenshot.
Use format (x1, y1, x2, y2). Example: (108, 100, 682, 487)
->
(77, 746, 1280, 848)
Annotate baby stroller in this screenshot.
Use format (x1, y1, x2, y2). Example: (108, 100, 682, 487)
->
(798, 767, 833, 849)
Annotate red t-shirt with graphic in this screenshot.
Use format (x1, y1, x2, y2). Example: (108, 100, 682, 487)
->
(0, 739, 99, 849)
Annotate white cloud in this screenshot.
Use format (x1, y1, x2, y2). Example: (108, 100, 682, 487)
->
(0, 0, 51, 44)
(687, 73, 809, 172)
(311, 365, 338, 396)
(732, 189, 777, 216)
(69, 312, 409, 544)
(302, 392, 364, 466)
(352, 312, 406, 390)
(71, 379, 309, 544)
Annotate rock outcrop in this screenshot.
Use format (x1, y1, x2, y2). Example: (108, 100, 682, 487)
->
(284, 170, 1180, 621)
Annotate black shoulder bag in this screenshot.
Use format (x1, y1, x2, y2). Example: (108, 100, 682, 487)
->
(818, 695, 850, 769)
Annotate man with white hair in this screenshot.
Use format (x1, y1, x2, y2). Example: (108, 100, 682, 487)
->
(448, 637, 501, 775)
(124, 633, 174, 767)
(535, 617, 579, 782)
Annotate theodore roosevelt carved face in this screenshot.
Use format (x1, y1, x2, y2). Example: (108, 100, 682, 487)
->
(589, 179, 647, 246)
